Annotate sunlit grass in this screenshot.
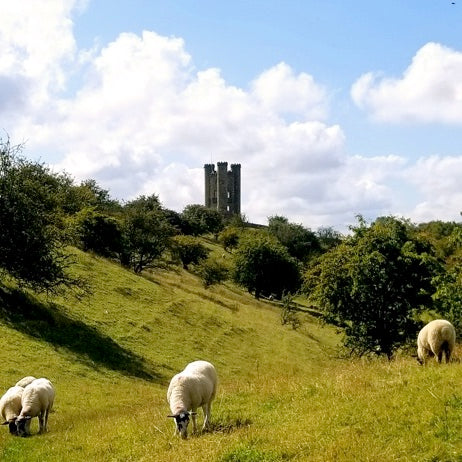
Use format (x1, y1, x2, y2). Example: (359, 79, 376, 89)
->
(0, 247, 461, 461)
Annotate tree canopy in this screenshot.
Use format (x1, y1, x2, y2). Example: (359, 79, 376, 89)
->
(304, 216, 441, 358)
(0, 139, 77, 292)
(233, 230, 301, 299)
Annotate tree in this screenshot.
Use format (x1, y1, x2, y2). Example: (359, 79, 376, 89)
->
(0, 139, 77, 292)
(316, 226, 343, 252)
(219, 226, 240, 252)
(171, 235, 209, 269)
(232, 231, 301, 299)
(196, 258, 229, 288)
(120, 195, 174, 273)
(267, 215, 320, 263)
(304, 216, 440, 358)
(181, 204, 224, 237)
(70, 208, 123, 258)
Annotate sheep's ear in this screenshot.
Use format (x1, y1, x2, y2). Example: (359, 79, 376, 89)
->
(189, 412, 197, 416)
(1, 421, 9, 425)
(167, 414, 177, 418)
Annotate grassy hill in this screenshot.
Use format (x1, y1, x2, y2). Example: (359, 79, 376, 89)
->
(0, 247, 461, 461)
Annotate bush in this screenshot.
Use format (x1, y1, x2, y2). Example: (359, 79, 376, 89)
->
(171, 235, 209, 269)
(70, 208, 123, 258)
(233, 231, 302, 299)
(196, 258, 229, 287)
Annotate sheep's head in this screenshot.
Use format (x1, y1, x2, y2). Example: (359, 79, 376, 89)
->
(1, 419, 18, 435)
(168, 411, 194, 439)
(15, 416, 32, 437)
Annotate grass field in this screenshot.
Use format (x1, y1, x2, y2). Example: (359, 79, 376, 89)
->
(0, 248, 462, 461)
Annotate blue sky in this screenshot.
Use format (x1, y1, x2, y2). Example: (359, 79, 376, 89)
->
(1, 0, 462, 231)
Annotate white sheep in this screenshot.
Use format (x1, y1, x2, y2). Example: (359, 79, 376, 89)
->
(167, 360, 218, 439)
(15, 376, 37, 388)
(15, 378, 55, 436)
(0, 386, 24, 435)
(417, 319, 456, 364)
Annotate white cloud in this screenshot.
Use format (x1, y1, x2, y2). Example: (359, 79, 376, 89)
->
(2, 4, 462, 232)
(251, 62, 328, 120)
(403, 155, 462, 222)
(351, 42, 462, 124)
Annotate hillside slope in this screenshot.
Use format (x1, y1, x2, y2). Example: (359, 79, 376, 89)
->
(0, 249, 461, 461)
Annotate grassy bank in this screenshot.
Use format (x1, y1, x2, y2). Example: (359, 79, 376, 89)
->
(0, 249, 461, 461)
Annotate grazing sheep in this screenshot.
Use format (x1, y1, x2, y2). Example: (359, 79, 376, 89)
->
(16, 378, 55, 436)
(167, 360, 218, 439)
(15, 376, 37, 388)
(417, 319, 456, 364)
(0, 386, 24, 435)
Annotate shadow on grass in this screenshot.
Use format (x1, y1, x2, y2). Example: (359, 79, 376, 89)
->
(0, 286, 160, 381)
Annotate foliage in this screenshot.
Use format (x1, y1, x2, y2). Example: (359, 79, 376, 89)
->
(61, 178, 122, 215)
(316, 226, 343, 252)
(224, 212, 249, 228)
(195, 257, 229, 287)
(181, 204, 224, 236)
(232, 231, 302, 299)
(219, 226, 241, 251)
(304, 216, 440, 358)
(267, 215, 320, 263)
(433, 255, 462, 332)
(163, 208, 187, 234)
(70, 207, 123, 258)
(0, 139, 78, 292)
(415, 221, 462, 259)
(171, 235, 209, 269)
(120, 195, 174, 272)
(280, 292, 301, 330)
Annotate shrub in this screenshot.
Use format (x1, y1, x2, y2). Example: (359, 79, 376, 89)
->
(171, 235, 209, 269)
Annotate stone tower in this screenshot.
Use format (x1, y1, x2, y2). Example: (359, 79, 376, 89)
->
(204, 162, 241, 215)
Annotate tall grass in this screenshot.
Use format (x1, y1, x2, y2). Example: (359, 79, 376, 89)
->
(0, 248, 461, 461)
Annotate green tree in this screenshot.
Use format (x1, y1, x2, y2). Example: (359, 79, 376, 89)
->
(70, 208, 123, 258)
(196, 258, 229, 288)
(233, 231, 301, 299)
(316, 226, 343, 252)
(181, 204, 224, 237)
(267, 215, 320, 263)
(304, 216, 440, 358)
(120, 195, 174, 273)
(219, 226, 240, 252)
(171, 235, 209, 269)
(0, 139, 77, 292)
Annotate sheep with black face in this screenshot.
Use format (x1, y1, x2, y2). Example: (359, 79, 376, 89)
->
(16, 378, 55, 436)
(167, 360, 218, 439)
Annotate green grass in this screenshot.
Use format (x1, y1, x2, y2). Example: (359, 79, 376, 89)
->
(0, 247, 462, 461)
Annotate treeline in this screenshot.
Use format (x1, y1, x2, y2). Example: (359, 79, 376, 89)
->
(1, 139, 462, 359)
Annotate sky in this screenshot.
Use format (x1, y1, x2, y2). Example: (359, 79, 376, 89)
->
(1, 0, 462, 232)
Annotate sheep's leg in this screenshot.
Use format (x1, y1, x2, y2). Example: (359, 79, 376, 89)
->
(38, 412, 44, 434)
(191, 412, 197, 433)
(202, 403, 211, 430)
(43, 408, 49, 432)
(444, 346, 451, 363)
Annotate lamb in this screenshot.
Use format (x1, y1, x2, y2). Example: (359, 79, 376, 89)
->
(15, 376, 37, 388)
(167, 360, 218, 439)
(417, 319, 456, 364)
(15, 378, 55, 436)
(0, 386, 24, 435)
